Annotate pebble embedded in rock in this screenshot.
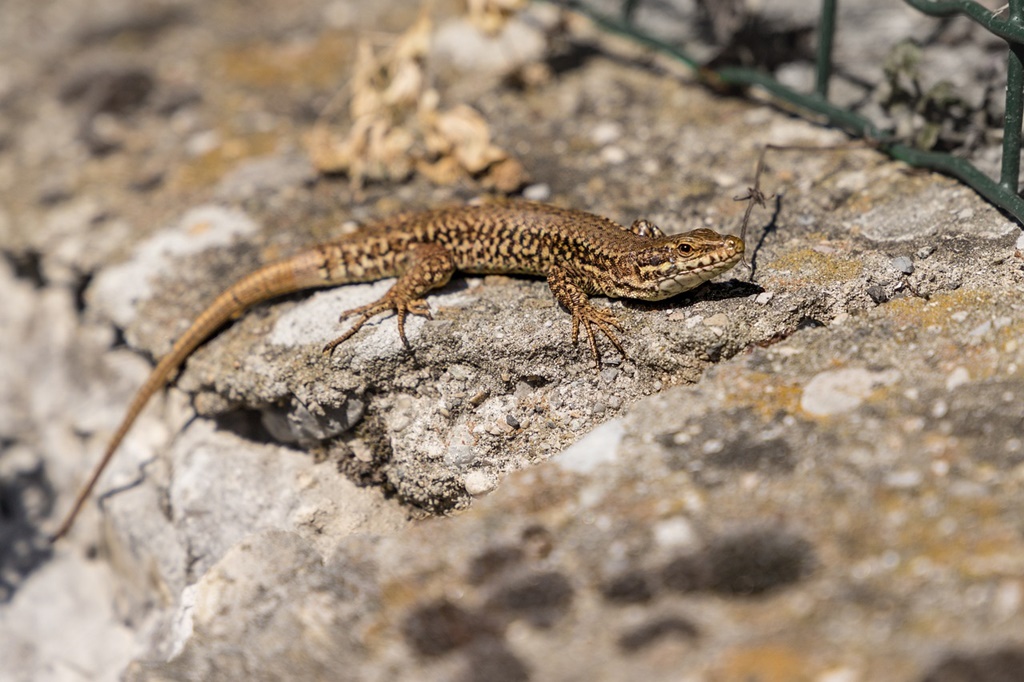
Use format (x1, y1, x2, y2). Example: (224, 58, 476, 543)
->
(800, 367, 901, 417)
(866, 285, 888, 304)
(702, 312, 730, 328)
(590, 121, 622, 145)
(464, 471, 497, 496)
(891, 256, 914, 274)
(945, 366, 970, 391)
(522, 183, 551, 201)
(600, 146, 627, 164)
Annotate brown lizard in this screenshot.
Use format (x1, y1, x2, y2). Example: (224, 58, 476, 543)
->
(51, 199, 744, 540)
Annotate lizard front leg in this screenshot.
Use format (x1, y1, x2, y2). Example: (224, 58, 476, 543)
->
(323, 243, 456, 353)
(546, 266, 627, 366)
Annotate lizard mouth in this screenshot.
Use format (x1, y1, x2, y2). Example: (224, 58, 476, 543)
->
(656, 250, 744, 295)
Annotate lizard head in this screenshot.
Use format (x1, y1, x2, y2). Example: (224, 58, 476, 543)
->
(626, 228, 745, 300)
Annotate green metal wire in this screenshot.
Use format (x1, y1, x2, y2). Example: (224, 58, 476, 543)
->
(566, 0, 1024, 224)
(902, 0, 1024, 43)
(904, 0, 1024, 194)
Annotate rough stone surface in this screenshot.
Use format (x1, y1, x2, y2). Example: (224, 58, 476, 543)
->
(2, 0, 1024, 681)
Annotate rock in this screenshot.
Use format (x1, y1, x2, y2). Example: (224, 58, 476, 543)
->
(891, 255, 914, 274)
(800, 367, 901, 417)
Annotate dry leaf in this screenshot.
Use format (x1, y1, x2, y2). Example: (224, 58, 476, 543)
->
(306, 11, 525, 191)
(482, 157, 528, 192)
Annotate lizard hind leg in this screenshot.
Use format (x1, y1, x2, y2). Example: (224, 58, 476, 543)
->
(323, 243, 455, 354)
(322, 294, 433, 353)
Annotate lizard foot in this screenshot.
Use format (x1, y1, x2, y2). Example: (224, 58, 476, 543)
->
(570, 303, 627, 367)
(323, 295, 432, 354)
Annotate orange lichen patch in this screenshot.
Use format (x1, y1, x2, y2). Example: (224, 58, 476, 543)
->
(710, 643, 816, 682)
(854, 489, 1024, 580)
(170, 131, 280, 190)
(880, 288, 995, 331)
(216, 31, 354, 91)
(719, 369, 803, 420)
(766, 247, 862, 286)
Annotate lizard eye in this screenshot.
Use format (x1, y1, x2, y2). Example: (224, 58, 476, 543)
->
(677, 243, 692, 254)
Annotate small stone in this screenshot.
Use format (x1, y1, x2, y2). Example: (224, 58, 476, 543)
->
(884, 469, 923, 489)
(600, 146, 627, 165)
(754, 291, 774, 305)
(800, 367, 901, 416)
(703, 312, 730, 328)
(590, 121, 622, 145)
(890, 256, 914, 274)
(37, 174, 75, 205)
(1016, 232, 1024, 251)
(553, 419, 624, 473)
(950, 310, 969, 323)
(915, 245, 936, 259)
(464, 471, 497, 496)
(505, 414, 521, 429)
(968, 320, 992, 342)
(59, 66, 154, 116)
(600, 367, 619, 383)
(522, 183, 551, 201)
(945, 366, 970, 391)
(866, 285, 888, 304)
(653, 517, 700, 550)
(956, 207, 975, 221)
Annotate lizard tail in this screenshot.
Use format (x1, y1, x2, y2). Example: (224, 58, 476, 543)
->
(51, 250, 332, 541)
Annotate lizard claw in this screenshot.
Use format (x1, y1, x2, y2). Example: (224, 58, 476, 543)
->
(570, 304, 626, 367)
(324, 295, 432, 354)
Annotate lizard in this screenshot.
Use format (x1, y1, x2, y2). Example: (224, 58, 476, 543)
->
(51, 199, 744, 540)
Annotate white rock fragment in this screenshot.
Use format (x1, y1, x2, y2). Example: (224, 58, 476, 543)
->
(464, 470, 497, 496)
(993, 580, 1023, 619)
(884, 469, 923, 489)
(945, 366, 970, 391)
(702, 312, 730, 328)
(817, 667, 860, 682)
(91, 205, 260, 329)
(0, 554, 142, 681)
(652, 516, 700, 551)
(522, 183, 551, 201)
(432, 17, 547, 75)
(590, 121, 623, 146)
(269, 279, 394, 348)
(553, 419, 625, 473)
(754, 291, 774, 305)
(600, 145, 627, 165)
(890, 256, 914, 275)
(800, 367, 901, 417)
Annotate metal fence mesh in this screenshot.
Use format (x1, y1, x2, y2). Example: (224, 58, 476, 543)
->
(563, 0, 1024, 225)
